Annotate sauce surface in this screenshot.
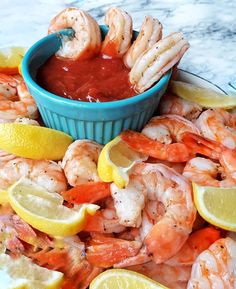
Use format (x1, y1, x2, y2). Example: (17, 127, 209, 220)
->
(37, 55, 137, 102)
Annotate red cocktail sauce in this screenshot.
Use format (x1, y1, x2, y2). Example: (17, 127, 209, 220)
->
(37, 55, 137, 102)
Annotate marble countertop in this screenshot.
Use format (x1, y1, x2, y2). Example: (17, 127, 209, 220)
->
(1, 0, 235, 92)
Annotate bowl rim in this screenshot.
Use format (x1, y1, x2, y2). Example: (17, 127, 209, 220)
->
(22, 27, 172, 109)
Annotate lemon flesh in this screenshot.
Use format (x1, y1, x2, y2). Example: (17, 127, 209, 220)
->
(0, 46, 27, 75)
(0, 190, 9, 204)
(90, 269, 169, 289)
(0, 123, 73, 160)
(7, 178, 99, 237)
(0, 253, 63, 289)
(193, 183, 236, 231)
(98, 136, 147, 188)
(171, 80, 236, 109)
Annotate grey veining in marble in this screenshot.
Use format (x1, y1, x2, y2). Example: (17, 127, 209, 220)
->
(0, 0, 235, 92)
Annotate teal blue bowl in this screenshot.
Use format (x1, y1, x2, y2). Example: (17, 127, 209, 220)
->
(22, 26, 171, 144)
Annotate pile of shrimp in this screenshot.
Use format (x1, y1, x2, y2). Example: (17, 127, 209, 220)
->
(48, 7, 189, 93)
(1, 7, 236, 289)
(1, 91, 236, 289)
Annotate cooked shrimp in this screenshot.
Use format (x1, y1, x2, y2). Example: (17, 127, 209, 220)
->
(0, 212, 53, 254)
(139, 163, 196, 263)
(128, 262, 191, 289)
(129, 32, 190, 93)
(147, 159, 186, 174)
(187, 237, 236, 289)
(86, 233, 142, 268)
(182, 132, 236, 184)
(101, 7, 132, 58)
(0, 150, 67, 193)
(0, 74, 38, 121)
(48, 8, 101, 60)
(112, 163, 196, 263)
(26, 235, 102, 289)
(110, 175, 146, 227)
(121, 114, 200, 162)
(121, 130, 194, 162)
(14, 117, 39, 125)
(61, 140, 102, 187)
(0, 73, 19, 101)
(166, 227, 221, 266)
(158, 93, 202, 121)
(124, 16, 162, 69)
(195, 108, 236, 149)
(83, 197, 126, 234)
(142, 115, 200, 144)
(184, 156, 236, 188)
(62, 181, 111, 205)
(84, 209, 126, 234)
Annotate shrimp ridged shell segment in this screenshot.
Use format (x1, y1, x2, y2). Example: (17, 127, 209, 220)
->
(129, 32, 190, 93)
(0, 78, 38, 121)
(61, 139, 103, 187)
(101, 7, 133, 57)
(124, 16, 163, 69)
(187, 237, 236, 289)
(48, 8, 101, 60)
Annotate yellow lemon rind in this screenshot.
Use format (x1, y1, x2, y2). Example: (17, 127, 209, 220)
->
(193, 182, 236, 232)
(171, 80, 236, 109)
(90, 269, 169, 289)
(0, 123, 73, 161)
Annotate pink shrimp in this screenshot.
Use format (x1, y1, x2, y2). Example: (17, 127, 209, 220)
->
(83, 197, 126, 234)
(111, 162, 196, 264)
(182, 132, 236, 185)
(124, 16, 162, 69)
(25, 235, 103, 289)
(101, 7, 133, 58)
(0, 150, 67, 193)
(48, 8, 101, 60)
(129, 32, 190, 93)
(158, 93, 202, 121)
(0, 74, 38, 121)
(61, 140, 102, 187)
(86, 233, 142, 268)
(195, 108, 236, 149)
(187, 237, 236, 289)
(121, 131, 193, 162)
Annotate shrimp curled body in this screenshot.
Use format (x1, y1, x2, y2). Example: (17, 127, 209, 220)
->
(101, 7, 132, 58)
(0, 74, 38, 121)
(124, 16, 162, 69)
(0, 151, 67, 193)
(187, 237, 236, 289)
(112, 163, 196, 264)
(61, 140, 103, 187)
(195, 108, 236, 149)
(129, 32, 189, 93)
(48, 8, 101, 60)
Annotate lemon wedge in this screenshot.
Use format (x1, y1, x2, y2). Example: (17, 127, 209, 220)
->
(98, 136, 147, 189)
(171, 80, 236, 109)
(0, 253, 63, 289)
(0, 123, 73, 160)
(89, 269, 169, 289)
(7, 178, 99, 237)
(193, 182, 236, 231)
(0, 190, 9, 204)
(0, 46, 27, 75)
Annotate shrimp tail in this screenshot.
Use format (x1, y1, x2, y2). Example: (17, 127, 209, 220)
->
(182, 132, 225, 159)
(165, 226, 221, 266)
(62, 182, 111, 205)
(121, 130, 194, 162)
(86, 234, 142, 268)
